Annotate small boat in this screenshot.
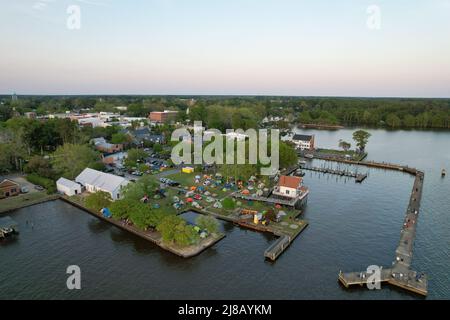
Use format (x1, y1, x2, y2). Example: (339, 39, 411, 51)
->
(0, 227, 16, 239)
(442, 169, 446, 177)
(0, 216, 19, 240)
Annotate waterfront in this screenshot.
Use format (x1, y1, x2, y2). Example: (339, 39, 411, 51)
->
(1, 129, 449, 299)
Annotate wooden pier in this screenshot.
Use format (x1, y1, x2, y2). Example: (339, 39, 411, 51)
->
(264, 235, 290, 261)
(300, 165, 368, 182)
(337, 161, 428, 296)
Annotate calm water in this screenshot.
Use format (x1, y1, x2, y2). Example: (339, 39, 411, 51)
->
(1, 128, 449, 299)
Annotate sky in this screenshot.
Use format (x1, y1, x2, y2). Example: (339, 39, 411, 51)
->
(0, 0, 449, 97)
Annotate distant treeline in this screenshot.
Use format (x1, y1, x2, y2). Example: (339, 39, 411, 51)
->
(0, 95, 449, 129)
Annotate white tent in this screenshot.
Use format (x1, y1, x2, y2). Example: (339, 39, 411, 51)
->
(75, 168, 129, 200)
(56, 177, 82, 196)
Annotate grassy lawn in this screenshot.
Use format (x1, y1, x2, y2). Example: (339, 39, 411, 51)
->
(316, 148, 366, 161)
(149, 171, 308, 237)
(166, 172, 235, 199)
(0, 192, 53, 213)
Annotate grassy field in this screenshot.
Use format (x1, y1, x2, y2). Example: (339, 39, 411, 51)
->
(0, 192, 55, 213)
(316, 148, 367, 161)
(164, 171, 304, 227)
(166, 172, 235, 199)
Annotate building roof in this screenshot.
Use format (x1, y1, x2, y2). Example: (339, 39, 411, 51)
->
(292, 134, 313, 142)
(133, 127, 151, 137)
(56, 177, 81, 189)
(0, 179, 19, 188)
(278, 175, 302, 189)
(75, 168, 128, 193)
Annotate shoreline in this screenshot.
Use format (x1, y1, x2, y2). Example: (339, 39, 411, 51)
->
(59, 196, 226, 258)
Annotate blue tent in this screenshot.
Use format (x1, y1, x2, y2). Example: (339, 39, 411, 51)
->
(102, 208, 112, 218)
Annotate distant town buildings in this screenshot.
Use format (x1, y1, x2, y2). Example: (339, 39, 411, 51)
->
(292, 134, 315, 151)
(101, 152, 127, 167)
(44, 111, 147, 129)
(149, 110, 178, 123)
(91, 137, 123, 154)
(24, 112, 37, 119)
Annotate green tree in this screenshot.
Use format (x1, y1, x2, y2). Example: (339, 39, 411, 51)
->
(123, 174, 158, 201)
(52, 144, 101, 179)
(352, 130, 371, 152)
(25, 155, 54, 178)
(386, 113, 402, 128)
(85, 191, 112, 212)
(157, 215, 190, 244)
(174, 224, 198, 246)
(124, 148, 147, 168)
(152, 143, 163, 153)
(279, 142, 298, 169)
(111, 132, 131, 144)
(196, 215, 219, 234)
(338, 139, 351, 151)
(222, 198, 235, 210)
(109, 198, 135, 219)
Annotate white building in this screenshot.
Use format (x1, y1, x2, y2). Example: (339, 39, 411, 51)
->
(292, 134, 315, 150)
(56, 177, 82, 196)
(75, 168, 129, 200)
(273, 175, 303, 198)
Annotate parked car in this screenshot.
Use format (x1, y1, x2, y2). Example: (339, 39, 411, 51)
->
(34, 185, 44, 191)
(20, 186, 29, 193)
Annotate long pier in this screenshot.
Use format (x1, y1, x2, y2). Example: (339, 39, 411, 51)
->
(331, 157, 428, 296)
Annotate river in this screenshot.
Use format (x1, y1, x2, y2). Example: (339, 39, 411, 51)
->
(0, 128, 449, 299)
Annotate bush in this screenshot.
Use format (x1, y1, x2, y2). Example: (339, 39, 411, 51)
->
(26, 174, 56, 194)
(222, 198, 235, 210)
(84, 191, 112, 212)
(156, 215, 199, 246)
(196, 215, 219, 234)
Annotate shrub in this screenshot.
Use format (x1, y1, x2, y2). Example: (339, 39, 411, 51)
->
(156, 215, 199, 246)
(84, 191, 112, 212)
(196, 215, 219, 234)
(26, 174, 56, 194)
(222, 198, 235, 210)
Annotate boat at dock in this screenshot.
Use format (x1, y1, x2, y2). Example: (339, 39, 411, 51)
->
(0, 216, 19, 240)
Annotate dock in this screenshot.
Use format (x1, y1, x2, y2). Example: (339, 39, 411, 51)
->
(337, 161, 428, 296)
(300, 165, 368, 182)
(0, 216, 19, 239)
(264, 235, 290, 261)
(193, 206, 309, 262)
(232, 189, 309, 209)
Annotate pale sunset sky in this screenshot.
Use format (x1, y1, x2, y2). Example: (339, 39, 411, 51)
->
(1, 0, 449, 97)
